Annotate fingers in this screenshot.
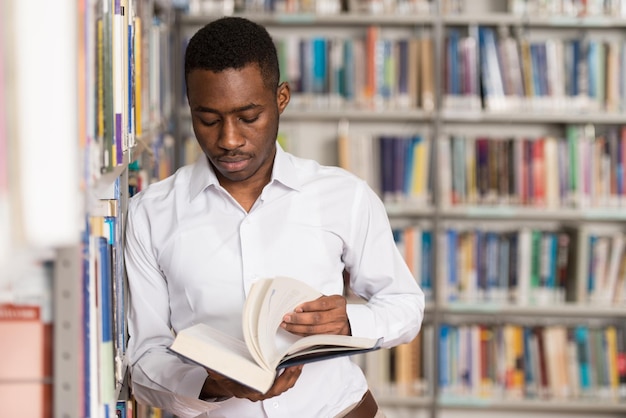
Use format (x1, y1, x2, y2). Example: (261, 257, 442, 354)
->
(281, 295, 351, 336)
(263, 365, 303, 399)
(207, 366, 303, 402)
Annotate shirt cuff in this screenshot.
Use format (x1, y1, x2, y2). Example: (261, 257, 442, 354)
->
(346, 303, 377, 339)
(177, 366, 210, 400)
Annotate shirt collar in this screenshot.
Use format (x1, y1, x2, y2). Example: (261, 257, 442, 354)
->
(188, 142, 302, 201)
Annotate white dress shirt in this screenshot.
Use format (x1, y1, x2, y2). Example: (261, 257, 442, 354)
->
(125, 143, 425, 418)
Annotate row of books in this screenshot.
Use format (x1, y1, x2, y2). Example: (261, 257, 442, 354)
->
(338, 130, 433, 205)
(438, 227, 575, 306)
(183, 0, 626, 17)
(438, 322, 626, 402)
(509, 0, 626, 17)
(356, 324, 433, 397)
(474, 27, 626, 113)
(439, 125, 626, 209)
(274, 29, 435, 111)
(580, 226, 626, 305)
(438, 224, 626, 306)
(335, 123, 626, 211)
(183, 0, 432, 14)
(90, 0, 171, 177)
(85, 186, 126, 418)
(179, 19, 626, 116)
(116, 399, 176, 418)
(358, 316, 626, 403)
(82, 0, 176, 417)
(393, 225, 434, 302)
(389, 222, 626, 307)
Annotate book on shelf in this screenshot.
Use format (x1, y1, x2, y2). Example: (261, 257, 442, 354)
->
(0, 304, 53, 418)
(169, 276, 383, 393)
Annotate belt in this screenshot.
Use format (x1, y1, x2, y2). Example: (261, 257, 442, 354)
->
(343, 389, 378, 418)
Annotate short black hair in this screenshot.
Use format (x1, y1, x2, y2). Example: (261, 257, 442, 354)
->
(184, 17, 280, 91)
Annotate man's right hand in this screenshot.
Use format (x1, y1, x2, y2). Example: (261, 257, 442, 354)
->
(201, 365, 303, 402)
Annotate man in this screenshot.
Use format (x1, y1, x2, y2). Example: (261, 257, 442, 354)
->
(125, 16, 424, 418)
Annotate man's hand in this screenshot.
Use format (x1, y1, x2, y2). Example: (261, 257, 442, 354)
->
(280, 295, 351, 336)
(202, 365, 303, 402)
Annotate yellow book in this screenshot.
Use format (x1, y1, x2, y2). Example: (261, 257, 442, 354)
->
(606, 325, 619, 391)
(419, 36, 435, 112)
(410, 137, 429, 201)
(520, 40, 534, 98)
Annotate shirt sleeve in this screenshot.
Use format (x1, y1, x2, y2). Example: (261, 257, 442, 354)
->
(342, 181, 426, 347)
(124, 198, 217, 416)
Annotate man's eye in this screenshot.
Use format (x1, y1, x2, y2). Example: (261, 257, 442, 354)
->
(199, 118, 218, 127)
(239, 116, 259, 124)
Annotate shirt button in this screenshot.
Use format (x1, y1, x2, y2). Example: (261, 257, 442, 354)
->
(273, 401, 279, 408)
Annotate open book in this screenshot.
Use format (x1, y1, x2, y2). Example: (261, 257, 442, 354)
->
(169, 276, 382, 393)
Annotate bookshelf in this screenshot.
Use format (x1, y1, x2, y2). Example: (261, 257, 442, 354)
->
(2, 0, 175, 417)
(172, 0, 626, 417)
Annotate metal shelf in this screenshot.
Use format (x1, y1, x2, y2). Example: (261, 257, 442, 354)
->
(180, 12, 435, 26)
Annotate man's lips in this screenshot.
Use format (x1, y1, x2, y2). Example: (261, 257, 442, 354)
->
(217, 156, 250, 171)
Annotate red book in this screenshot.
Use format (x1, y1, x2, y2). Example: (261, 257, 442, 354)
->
(532, 138, 546, 206)
(0, 304, 52, 418)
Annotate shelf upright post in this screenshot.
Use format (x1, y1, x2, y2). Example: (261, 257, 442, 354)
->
(53, 246, 83, 418)
(431, 1, 444, 417)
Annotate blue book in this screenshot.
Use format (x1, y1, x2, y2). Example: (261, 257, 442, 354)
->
(587, 41, 598, 100)
(403, 136, 418, 196)
(447, 29, 460, 95)
(478, 26, 504, 102)
(82, 219, 92, 417)
(98, 235, 116, 407)
(588, 235, 598, 295)
(447, 229, 459, 302)
(485, 231, 499, 299)
(498, 233, 510, 297)
(529, 43, 542, 97)
(396, 39, 409, 98)
(575, 325, 592, 393)
(438, 324, 451, 389)
(522, 326, 536, 397)
(569, 39, 581, 96)
(392, 136, 408, 200)
(116, 401, 126, 418)
(312, 37, 327, 95)
(536, 42, 548, 97)
(421, 230, 433, 300)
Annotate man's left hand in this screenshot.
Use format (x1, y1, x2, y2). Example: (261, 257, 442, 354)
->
(280, 295, 351, 336)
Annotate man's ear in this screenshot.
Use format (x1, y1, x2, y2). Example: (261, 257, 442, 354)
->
(277, 82, 291, 114)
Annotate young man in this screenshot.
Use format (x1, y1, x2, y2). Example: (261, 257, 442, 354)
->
(125, 16, 425, 418)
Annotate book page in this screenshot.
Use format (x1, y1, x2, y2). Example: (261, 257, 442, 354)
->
(251, 277, 321, 369)
(169, 323, 276, 393)
(278, 336, 383, 368)
(242, 278, 273, 369)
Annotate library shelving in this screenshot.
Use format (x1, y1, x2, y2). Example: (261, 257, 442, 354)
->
(2, 0, 176, 417)
(172, 0, 626, 417)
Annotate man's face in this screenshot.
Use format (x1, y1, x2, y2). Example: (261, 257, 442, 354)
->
(186, 64, 290, 188)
